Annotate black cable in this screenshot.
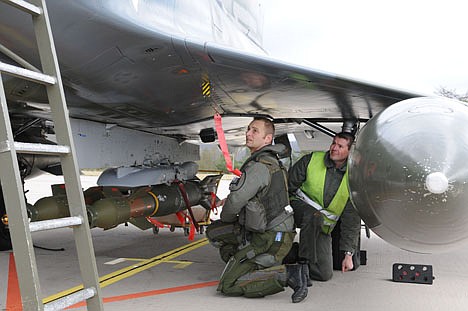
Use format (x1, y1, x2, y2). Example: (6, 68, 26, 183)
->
(33, 244, 65, 251)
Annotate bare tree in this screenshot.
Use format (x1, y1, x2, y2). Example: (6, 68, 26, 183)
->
(436, 87, 468, 103)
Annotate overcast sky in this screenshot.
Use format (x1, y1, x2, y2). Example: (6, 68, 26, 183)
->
(261, 0, 467, 95)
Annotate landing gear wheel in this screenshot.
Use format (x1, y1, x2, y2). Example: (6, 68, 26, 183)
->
(199, 226, 204, 235)
(170, 225, 175, 232)
(184, 227, 190, 236)
(152, 226, 159, 235)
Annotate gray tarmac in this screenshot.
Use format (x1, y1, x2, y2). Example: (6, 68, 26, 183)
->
(1, 174, 468, 310)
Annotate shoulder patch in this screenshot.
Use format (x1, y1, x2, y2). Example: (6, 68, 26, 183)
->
(229, 173, 246, 191)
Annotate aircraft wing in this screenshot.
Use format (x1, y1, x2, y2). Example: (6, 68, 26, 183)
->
(0, 0, 421, 148)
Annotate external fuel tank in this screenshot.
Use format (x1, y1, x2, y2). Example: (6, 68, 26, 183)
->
(349, 97, 468, 253)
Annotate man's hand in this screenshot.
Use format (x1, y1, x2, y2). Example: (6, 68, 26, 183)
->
(341, 254, 354, 272)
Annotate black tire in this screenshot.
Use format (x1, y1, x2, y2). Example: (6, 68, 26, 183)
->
(152, 226, 159, 235)
(0, 188, 12, 251)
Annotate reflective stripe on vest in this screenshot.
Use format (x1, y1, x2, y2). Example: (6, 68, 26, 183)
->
(299, 151, 349, 234)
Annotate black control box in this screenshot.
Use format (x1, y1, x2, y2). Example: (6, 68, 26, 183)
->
(392, 263, 434, 285)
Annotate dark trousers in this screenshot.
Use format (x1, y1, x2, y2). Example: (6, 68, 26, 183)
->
(331, 218, 361, 271)
(291, 199, 333, 281)
(206, 220, 295, 297)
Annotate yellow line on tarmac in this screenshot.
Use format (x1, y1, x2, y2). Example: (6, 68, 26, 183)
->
(43, 238, 209, 304)
(166, 260, 193, 269)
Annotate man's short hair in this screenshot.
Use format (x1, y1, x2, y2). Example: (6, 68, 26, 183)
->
(253, 117, 275, 137)
(335, 132, 355, 149)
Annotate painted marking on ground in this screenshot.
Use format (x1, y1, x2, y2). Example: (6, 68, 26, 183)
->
(104, 258, 193, 269)
(43, 238, 209, 304)
(68, 280, 219, 309)
(166, 260, 193, 269)
(6, 252, 22, 310)
(104, 258, 127, 265)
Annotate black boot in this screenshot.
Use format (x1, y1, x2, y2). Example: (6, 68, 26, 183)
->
(286, 264, 308, 303)
(299, 261, 312, 287)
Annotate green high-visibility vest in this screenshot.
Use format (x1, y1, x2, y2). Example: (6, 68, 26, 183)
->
(299, 151, 349, 234)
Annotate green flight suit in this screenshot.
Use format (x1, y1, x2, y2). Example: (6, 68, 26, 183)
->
(207, 144, 295, 298)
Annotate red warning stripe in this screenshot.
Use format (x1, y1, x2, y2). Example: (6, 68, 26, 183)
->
(7, 252, 23, 310)
(67, 281, 219, 309)
(214, 113, 242, 177)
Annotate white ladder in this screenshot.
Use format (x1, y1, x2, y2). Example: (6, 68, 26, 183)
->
(0, 0, 104, 310)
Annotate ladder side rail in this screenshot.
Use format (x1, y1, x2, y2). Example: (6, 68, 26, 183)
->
(0, 74, 44, 310)
(30, 0, 104, 309)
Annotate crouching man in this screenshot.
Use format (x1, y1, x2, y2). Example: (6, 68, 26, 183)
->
(206, 117, 308, 303)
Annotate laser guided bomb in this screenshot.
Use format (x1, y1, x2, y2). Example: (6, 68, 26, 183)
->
(29, 162, 222, 230)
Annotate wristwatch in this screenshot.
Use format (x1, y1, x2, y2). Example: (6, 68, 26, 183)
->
(344, 251, 353, 256)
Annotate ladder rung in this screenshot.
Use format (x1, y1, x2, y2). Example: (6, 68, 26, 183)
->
(0, 61, 56, 85)
(0, 141, 71, 155)
(43, 287, 96, 311)
(29, 216, 83, 232)
(14, 142, 70, 155)
(2, 0, 42, 16)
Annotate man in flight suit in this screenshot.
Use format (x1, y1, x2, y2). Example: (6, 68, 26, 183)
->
(206, 117, 308, 303)
(288, 132, 361, 282)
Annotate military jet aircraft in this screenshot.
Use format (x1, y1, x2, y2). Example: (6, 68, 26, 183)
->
(1, 0, 468, 254)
